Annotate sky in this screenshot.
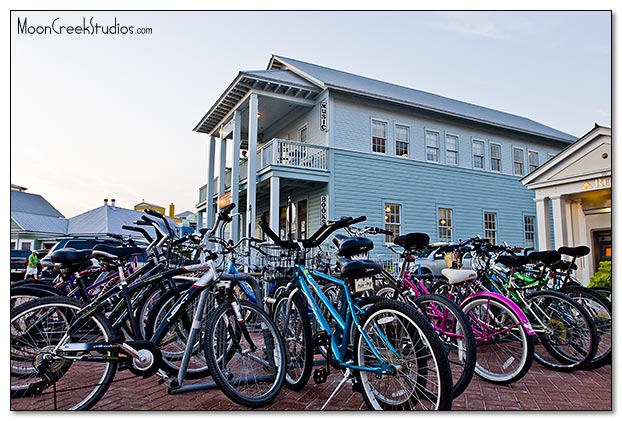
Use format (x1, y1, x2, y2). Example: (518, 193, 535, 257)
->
(7, 5, 614, 219)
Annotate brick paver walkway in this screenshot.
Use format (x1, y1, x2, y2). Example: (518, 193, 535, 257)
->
(81, 362, 611, 411)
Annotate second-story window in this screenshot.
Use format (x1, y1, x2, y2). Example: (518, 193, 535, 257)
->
(384, 203, 401, 242)
(445, 134, 459, 165)
(490, 143, 501, 172)
(513, 147, 524, 176)
(395, 124, 409, 158)
(473, 139, 485, 169)
(298, 125, 308, 143)
(528, 150, 539, 172)
(425, 130, 440, 162)
(372, 120, 387, 154)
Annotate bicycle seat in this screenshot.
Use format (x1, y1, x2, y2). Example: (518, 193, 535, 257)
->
(91, 244, 145, 261)
(526, 250, 561, 266)
(557, 245, 590, 258)
(549, 260, 577, 271)
(332, 234, 374, 258)
(336, 258, 382, 279)
(497, 254, 530, 268)
(441, 268, 477, 285)
(394, 232, 429, 251)
(51, 248, 94, 265)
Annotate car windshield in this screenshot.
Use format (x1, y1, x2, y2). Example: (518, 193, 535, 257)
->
(11, 250, 31, 258)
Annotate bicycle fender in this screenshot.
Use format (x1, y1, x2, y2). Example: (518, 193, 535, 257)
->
(461, 291, 536, 336)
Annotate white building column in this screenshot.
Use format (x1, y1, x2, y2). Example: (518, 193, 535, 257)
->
(535, 197, 552, 250)
(217, 133, 227, 209)
(246, 93, 258, 238)
(206, 136, 216, 229)
(551, 195, 568, 248)
(230, 111, 242, 242)
(270, 176, 280, 237)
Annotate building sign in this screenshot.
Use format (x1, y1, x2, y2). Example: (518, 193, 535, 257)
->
(582, 177, 611, 190)
(320, 195, 328, 224)
(320, 101, 328, 132)
(218, 191, 232, 207)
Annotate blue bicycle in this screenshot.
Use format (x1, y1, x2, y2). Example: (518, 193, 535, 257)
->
(259, 215, 453, 410)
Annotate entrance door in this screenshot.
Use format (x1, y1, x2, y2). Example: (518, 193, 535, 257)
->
(592, 230, 612, 267)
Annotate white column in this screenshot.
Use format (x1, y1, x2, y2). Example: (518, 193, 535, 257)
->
(535, 197, 552, 250)
(270, 176, 280, 237)
(551, 195, 568, 248)
(247, 94, 258, 238)
(230, 111, 242, 242)
(217, 134, 227, 209)
(206, 136, 216, 229)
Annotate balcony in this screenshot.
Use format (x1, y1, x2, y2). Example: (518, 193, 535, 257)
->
(239, 138, 328, 180)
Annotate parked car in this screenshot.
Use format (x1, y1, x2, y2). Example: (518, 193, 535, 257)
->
(10, 249, 47, 282)
(412, 244, 474, 280)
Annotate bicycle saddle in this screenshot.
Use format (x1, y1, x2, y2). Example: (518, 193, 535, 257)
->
(557, 245, 590, 258)
(91, 244, 145, 261)
(394, 232, 430, 251)
(497, 254, 530, 268)
(51, 248, 94, 265)
(526, 250, 561, 266)
(336, 258, 382, 279)
(441, 268, 478, 285)
(332, 234, 374, 258)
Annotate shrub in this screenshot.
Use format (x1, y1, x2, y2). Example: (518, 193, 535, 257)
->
(588, 260, 612, 288)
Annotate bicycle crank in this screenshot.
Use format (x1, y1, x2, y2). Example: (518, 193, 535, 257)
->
(123, 341, 162, 378)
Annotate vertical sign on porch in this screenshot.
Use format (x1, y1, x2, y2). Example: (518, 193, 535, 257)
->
(320, 101, 328, 132)
(320, 195, 328, 225)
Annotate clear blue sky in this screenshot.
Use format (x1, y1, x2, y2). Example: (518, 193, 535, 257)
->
(9, 8, 613, 218)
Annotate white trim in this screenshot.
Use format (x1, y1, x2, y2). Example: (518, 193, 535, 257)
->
(424, 128, 441, 163)
(489, 141, 502, 173)
(512, 146, 525, 176)
(394, 122, 411, 159)
(371, 118, 389, 155)
(444, 132, 459, 166)
(471, 137, 486, 170)
(527, 149, 540, 173)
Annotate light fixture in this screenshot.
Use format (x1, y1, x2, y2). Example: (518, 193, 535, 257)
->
(257, 112, 262, 119)
(385, 205, 391, 213)
(439, 219, 447, 226)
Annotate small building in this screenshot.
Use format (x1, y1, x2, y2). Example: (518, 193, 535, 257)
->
(193, 55, 576, 257)
(522, 125, 611, 283)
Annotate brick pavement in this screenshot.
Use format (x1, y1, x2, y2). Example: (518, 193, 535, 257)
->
(84, 362, 611, 411)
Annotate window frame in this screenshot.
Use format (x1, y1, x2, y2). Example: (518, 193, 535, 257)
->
(297, 123, 308, 143)
(437, 207, 454, 243)
(394, 122, 410, 158)
(490, 142, 502, 173)
(483, 211, 497, 245)
(472, 138, 486, 170)
(513, 147, 525, 176)
(425, 128, 441, 163)
(528, 149, 539, 172)
(383, 202, 402, 243)
(523, 214, 535, 249)
(445, 133, 459, 166)
(371, 119, 388, 154)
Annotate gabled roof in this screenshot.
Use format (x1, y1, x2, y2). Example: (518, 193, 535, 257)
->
(269, 55, 576, 143)
(521, 125, 611, 189)
(11, 211, 68, 235)
(10, 190, 65, 217)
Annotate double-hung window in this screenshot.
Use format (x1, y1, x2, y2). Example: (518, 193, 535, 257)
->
(384, 203, 401, 242)
(425, 130, 440, 162)
(372, 120, 387, 154)
(484, 212, 497, 244)
(528, 150, 539, 172)
(490, 143, 501, 172)
(298, 125, 308, 143)
(445, 134, 459, 165)
(395, 124, 409, 158)
(438, 208, 453, 242)
(473, 139, 485, 169)
(513, 147, 524, 176)
(524, 215, 535, 249)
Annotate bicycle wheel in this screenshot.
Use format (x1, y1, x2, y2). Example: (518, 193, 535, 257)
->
(272, 291, 314, 390)
(526, 290, 598, 372)
(145, 287, 214, 379)
(409, 294, 476, 398)
(560, 286, 611, 369)
(11, 285, 63, 310)
(10, 296, 118, 410)
(590, 286, 611, 303)
(203, 299, 286, 408)
(353, 299, 453, 410)
(461, 295, 534, 385)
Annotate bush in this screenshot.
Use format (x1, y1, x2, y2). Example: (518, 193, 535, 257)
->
(588, 260, 612, 288)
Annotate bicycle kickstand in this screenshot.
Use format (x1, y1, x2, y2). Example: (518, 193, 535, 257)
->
(320, 367, 352, 411)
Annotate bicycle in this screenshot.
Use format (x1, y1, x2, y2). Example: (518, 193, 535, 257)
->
(10, 204, 286, 410)
(259, 214, 453, 410)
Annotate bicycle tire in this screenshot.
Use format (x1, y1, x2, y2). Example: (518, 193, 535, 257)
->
(353, 299, 453, 410)
(203, 299, 286, 408)
(11, 285, 63, 310)
(272, 291, 314, 390)
(409, 294, 477, 398)
(526, 290, 598, 372)
(10, 296, 118, 410)
(560, 285, 611, 369)
(461, 295, 534, 385)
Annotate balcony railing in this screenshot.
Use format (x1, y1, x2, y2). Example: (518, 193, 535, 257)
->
(239, 138, 328, 179)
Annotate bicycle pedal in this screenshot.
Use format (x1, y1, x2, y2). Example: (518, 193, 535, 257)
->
(313, 367, 329, 384)
(314, 330, 330, 347)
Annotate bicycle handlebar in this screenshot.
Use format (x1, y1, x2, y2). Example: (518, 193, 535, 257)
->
(122, 225, 154, 243)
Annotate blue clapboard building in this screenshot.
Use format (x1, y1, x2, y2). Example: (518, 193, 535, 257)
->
(193, 55, 575, 254)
